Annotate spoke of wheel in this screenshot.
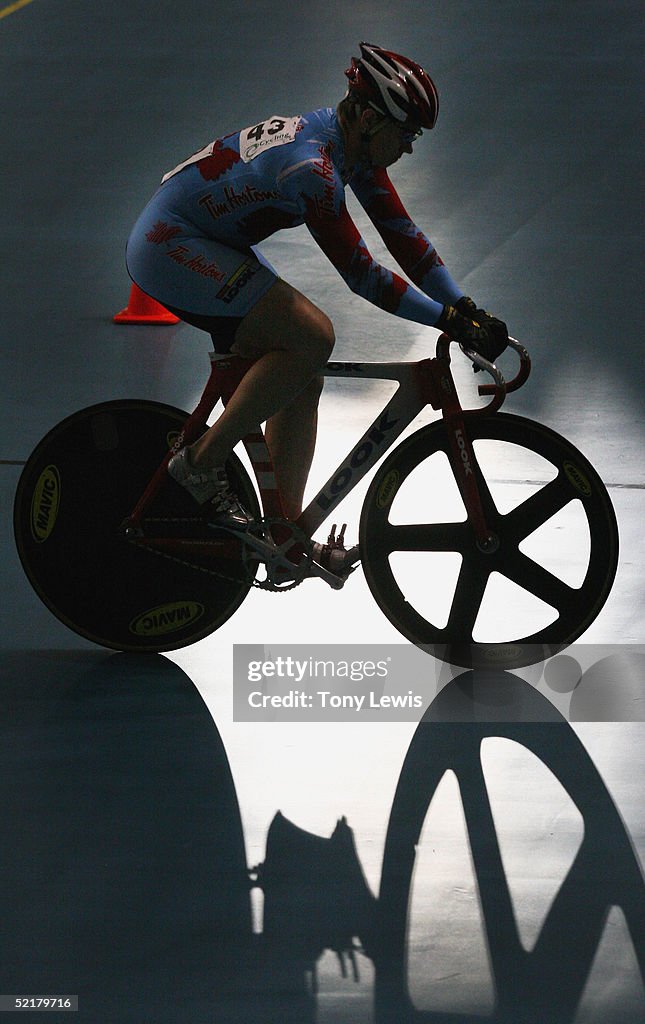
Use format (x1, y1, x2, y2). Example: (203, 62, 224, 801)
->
(446, 558, 489, 639)
(381, 522, 468, 554)
(504, 473, 571, 541)
(470, 459, 499, 520)
(460, 759, 525, 995)
(502, 548, 577, 614)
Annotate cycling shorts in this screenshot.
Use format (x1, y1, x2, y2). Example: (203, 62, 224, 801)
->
(125, 200, 278, 348)
(164, 305, 246, 352)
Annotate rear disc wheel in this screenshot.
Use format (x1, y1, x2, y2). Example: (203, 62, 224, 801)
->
(14, 400, 261, 651)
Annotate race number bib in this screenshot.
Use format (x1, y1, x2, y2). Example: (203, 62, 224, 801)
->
(161, 141, 217, 183)
(239, 115, 300, 163)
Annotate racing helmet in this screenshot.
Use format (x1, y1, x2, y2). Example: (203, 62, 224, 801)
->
(345, 42, 439, 130)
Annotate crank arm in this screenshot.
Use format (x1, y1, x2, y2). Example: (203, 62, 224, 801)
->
(308, 561, 348, 590)
(307, 545, 362, 590)
(214, 523, 360, 589)
(213, 523, 307, 580)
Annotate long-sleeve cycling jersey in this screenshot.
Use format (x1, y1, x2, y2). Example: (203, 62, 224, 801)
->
(126, 107, 463, 325)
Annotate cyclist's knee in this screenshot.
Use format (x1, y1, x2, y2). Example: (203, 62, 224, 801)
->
(233, 279, 335, 367)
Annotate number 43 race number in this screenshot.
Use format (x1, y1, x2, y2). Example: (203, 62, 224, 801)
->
(239, 115, 299, 163)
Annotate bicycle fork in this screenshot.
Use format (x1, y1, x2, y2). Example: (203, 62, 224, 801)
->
(430, 351, 497, 551)
(444, 414, 497, 550)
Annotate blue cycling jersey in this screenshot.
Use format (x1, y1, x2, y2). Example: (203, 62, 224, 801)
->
(126, 107, 463, 325)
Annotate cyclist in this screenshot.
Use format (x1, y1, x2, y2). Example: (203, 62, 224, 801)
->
(125, 42, 509, 534)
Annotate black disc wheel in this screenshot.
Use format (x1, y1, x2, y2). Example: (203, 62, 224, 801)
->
(14, 401, 260, 652)
(359, 414, 618, 669)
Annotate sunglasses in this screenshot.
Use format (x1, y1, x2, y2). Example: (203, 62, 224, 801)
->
(366, 107, 424, 143)
(400, 124, 423, 144)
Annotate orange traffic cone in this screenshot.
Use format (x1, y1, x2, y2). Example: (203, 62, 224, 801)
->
(113, 283, 180, 324)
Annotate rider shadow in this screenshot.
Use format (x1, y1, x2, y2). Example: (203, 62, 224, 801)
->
(0, 650, 323, 1024)
(374, 670, 645, 1024)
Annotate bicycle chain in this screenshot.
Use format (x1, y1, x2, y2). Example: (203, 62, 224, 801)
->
(125, 515, 313, 592)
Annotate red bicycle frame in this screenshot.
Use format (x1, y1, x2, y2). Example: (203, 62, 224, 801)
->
(125, 335, 530, 552)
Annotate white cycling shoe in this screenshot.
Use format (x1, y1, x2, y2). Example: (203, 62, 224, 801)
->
(168, 447, 253, 528)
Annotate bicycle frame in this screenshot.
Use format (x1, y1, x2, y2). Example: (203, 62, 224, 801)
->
(18, 328, 621, 660)
(125, 335, 530, 551)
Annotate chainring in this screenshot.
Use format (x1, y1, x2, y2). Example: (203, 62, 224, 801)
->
(243, 517, 314, 592)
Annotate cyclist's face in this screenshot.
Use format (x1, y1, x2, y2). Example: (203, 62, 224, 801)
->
(369, 118, 422, 167)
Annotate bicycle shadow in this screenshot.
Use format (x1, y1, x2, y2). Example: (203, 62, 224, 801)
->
(374, 670, 645, 1024)
(2, 652, 644, 1024)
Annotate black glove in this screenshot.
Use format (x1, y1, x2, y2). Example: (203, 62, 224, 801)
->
(455, 296, 509, 363)
(437, 297, 508, 368)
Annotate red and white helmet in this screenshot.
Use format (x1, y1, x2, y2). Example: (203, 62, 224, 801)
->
(345, 42, 439, 130)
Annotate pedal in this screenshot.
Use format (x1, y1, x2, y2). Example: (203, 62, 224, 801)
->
(326, 523, 347, 549)
(312, 523, 359, 585)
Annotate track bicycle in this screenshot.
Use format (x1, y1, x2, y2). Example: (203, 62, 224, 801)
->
(14, 335, 618, 669)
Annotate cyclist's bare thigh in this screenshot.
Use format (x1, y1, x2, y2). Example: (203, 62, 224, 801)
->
(232, 279, 334, 361)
